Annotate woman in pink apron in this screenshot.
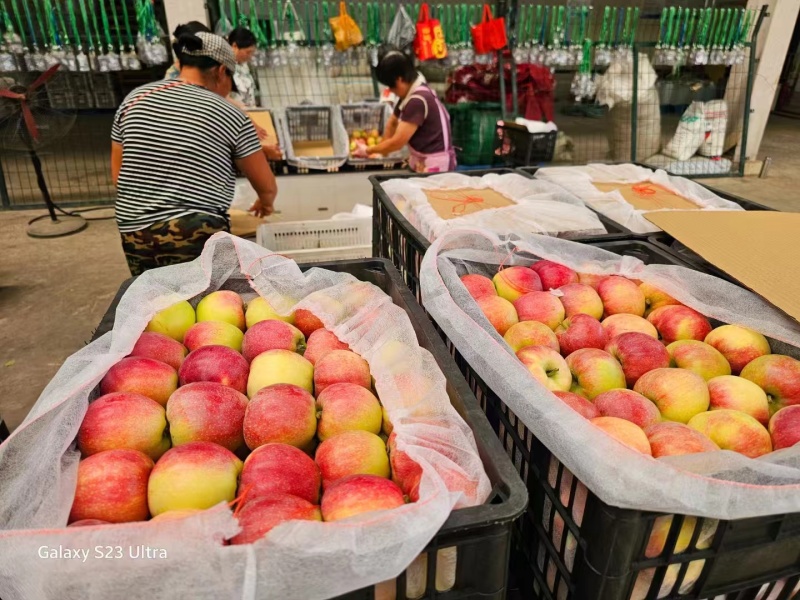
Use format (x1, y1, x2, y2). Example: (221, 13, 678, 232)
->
(366, 51, 456, 173)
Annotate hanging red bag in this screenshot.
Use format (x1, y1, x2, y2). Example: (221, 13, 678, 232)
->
(414, 3, 448, 61)
(471, 4, 507, 54)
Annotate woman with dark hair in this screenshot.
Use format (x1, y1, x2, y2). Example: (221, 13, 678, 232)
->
(111, 32, 277, 276)
(227, 27, 258, 107)
(164, 21, 211, 80)
(367, 50, 455, 172)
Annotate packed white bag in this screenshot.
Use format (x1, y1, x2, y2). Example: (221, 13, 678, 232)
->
(646, 154, 733, 177)
(380, 172, 608, 242)
(0, 233, 491, 600)
(534, 163, 743, 234)
(421, 228, 800, 520)
(698, 99, 728, 157)
(663, 101, 710, 161)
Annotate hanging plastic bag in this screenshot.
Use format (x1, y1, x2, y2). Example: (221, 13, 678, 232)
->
(414, 3, 447, 61)
(471, 4, 507, 54)
(387, 4, 416, 51)
(330, 1, 363, 52)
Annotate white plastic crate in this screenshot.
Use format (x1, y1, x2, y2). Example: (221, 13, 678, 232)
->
(256, 217, 372, 263)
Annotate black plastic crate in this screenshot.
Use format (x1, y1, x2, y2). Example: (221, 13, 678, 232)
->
(286, 105, 333, 142)
(494, 122, 557, 167)
(92, 258, 528, 600)
(434, 240, 800, 600)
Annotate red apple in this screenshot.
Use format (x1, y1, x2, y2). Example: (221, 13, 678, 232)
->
(100, 357, 178, 406)
(517, 345, 572, 392)
(304, 329, 349, 366)
(531, 260, 578, 290)
(315, 430, 389, 487)
(243, 383, 317, 450)
(178, 345, 249, 394)
(493, 266, 542, 302)
(667, 340, 731, 381)
(593, 389, 661, 429)
(230, 494, 321, 544)
(242, 319, 305, 362)
(387, 432, 423, 502)
(645, 422, 719, 458)
(565, 348, 626, 399)
(166, 382, 249, 452)
(606, 332, 670, 387)
(687, 410, 772, 458)
(640, 282, 682, 316)
(553, 390, 600, 419)
(504, 321, 559, 353)
(633, 368, 709, 424)
(590, 416, 652, 455)
(769, 405, 800, 450)
(294, 308, 325, 338)
(513, 291, 565, 329)
(597, 276, 645, 317)
(240, 443, 321, 504)
(602, 314, 658, 340)
(704, 325, 771, 374)
(476, 295, 519, 335)
(555, 314, 608, 356)
(740, 354, 800, 415)
(184, 321, 244, 353)
(647, 305, 712, 344)
(316, 383, 382, 440)
(460, 274, 497, 300)
(557, 283, 604, 320)
(320, 474, 405, 521)
(707, 375, 769, 425)
(130, 332, 187, 370)
(196, 290, 245, 331)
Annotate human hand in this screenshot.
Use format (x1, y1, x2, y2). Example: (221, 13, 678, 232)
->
(254, 124, 268, 140)
(263, 143, 282, 161)
(249, 198, 274, 218)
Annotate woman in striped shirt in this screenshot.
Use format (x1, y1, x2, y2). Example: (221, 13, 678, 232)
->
(111, 32, 277, 276)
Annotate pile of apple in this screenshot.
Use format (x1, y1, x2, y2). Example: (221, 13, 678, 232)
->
(68, 291, 421, 543)
(461, 261, 800, 458)
(349, 128, 383, 157)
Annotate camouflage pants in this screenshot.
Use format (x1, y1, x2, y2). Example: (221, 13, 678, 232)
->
(120, 213, 229, 276)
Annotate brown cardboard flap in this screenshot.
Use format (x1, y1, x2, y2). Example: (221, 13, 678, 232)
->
(645, 211, 800, 322)
(423, 187, 515, 221)
(228, 209, 266, 238)
(594, 182, 700, 211)
(246, 111, 279, 147)
(293, 140, 335, 157)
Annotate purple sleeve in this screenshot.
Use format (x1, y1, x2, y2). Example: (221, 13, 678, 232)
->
(399, 97, 426, 127)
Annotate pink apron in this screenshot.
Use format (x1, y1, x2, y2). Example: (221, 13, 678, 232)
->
(407, 86, 457, 173)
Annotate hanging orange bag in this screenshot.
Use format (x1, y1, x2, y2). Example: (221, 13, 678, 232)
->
(471, 4, 507, 54)
(414, 3, 447, 61)
(330, 1, 364, 51)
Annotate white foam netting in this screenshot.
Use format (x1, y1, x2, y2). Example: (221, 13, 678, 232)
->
(420, 228, 800, 520)
(282, 106, 350, 170)
(533, 163, 744, 234)
(380, 172, 608, 243)
(0, 233, 491, 600)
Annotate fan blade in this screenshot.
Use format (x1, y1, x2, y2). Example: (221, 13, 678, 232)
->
(28, 64, 62, 93)
(21, 101, 40, 142)
(0, 88, 26, 101)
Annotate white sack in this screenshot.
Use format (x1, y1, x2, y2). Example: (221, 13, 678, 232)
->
(380, 172, 608, 242)
(420, 228, 800, 520)
(646, 154, 733, 177)
(698, 99, 728, 157)
(533, 163, 743, 234)
(663, 101, 709, 161)
(0, 233, 491, 600)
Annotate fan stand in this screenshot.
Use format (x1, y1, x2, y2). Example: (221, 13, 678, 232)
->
(23, 131, 87, 239)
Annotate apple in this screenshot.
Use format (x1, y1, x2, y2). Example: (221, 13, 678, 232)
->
(513, 291, 565, 329)
(460, 274, 496, 300)
(147, 441, 243, 517)
(149, 509, 201, 523)
(644, 422, 719, 458)
(740, 354, 800, 415)
(601, 314, 658, 340)
(317, 382, 382, 441)
(593, 389, 661, 428)
(304, 329, 350, 366)
(68, 519, 110, 527)
(230, 494, 322, 544)
(633, 368, 709, 424)
(369, 128, 380, 138)
(245, 296, 295, 328)
(248, 349, 314, 397)
(557, 283, 604, 320)
(178, 345, 249, 393)
(367, 136, 377, 146)
(349, 140, 357, 152)
(531, 260, 578, 290)
(386, 432, 423, 502)
(555, 314, 608, 356)
(242, 319, 305, 362)
(314, 349, 371, 394)
(769, 405, 800, 450)
(504, 321, 559, 353)
(605, 332, 670, 387)
(315, 430, 390, 487)
(565, 348, 626, 400)
(647, 305, 712, 344)
(130, 332, 187, 370)
(553, 390, 600, 419)
(644, 515, 709, 558)
(597, 276, 645, 317)
(100, 357, 178, 406)
(243, 383, 317, 450)
(294, 308, 325, 338)
(687, 409, 772, 458)
(590, 416, 652, 455)
(667, 340, 731, 381)
(78, 392, 169, 460)
(577, 272, 605, 289)
(184, 321, 244, 353)
(145, 300, 196, 342)
(166, 382, 248, 452)
(240, 443, 321, 504)
(640, 282, 681, 316)
(476, 295, 519, 335)
(517, 345, 572, 392)
(704, 325, 771, 374)
(69, 449, 153, 523)
(631, 560, 705, 600)
(493, 266, 543, 302)
(196, 290, 245, 331)
(707, 375, 769, 425)
(321, 474, 405, 521)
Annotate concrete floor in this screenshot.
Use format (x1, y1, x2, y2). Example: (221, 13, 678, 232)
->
(1, 115, 799, 433)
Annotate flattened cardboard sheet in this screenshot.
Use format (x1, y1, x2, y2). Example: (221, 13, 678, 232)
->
(423, 187, 515, 220)
(594, 181, 700, 211)
(645, 211, 800, 322)
(246, 111, 279, 147)
(293, 140, 335, 157)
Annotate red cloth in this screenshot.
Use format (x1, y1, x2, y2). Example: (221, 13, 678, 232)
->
(445, 61, 555, 122)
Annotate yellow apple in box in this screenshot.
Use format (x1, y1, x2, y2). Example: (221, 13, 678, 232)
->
(368, 128, 380, 138)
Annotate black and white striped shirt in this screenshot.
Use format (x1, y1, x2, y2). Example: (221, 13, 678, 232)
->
(111, 80, 262, 233)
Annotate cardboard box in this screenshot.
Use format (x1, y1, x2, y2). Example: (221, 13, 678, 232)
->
(246, 110, 279, 147)
(422, 187, 515, 221)
(293, 140, 335, 158)
(594, 181, 700, 211)
(645, 211, 800, 322)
